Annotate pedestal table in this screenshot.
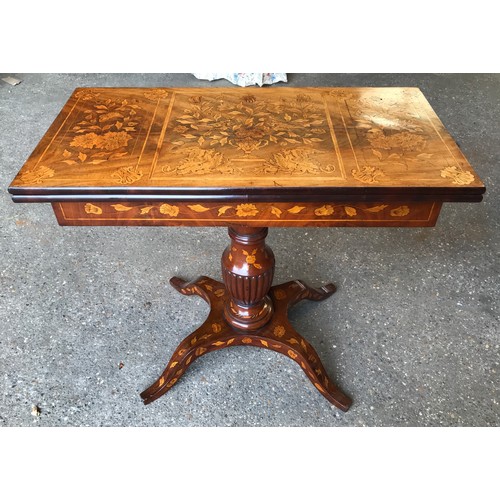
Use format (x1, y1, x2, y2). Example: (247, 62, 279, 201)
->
(9, 87, 485, 411)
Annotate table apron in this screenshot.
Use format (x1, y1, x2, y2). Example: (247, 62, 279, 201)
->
(51, 200, 442, 227)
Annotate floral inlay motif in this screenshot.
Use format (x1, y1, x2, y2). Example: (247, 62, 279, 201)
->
(314, 205, 334, 216)
(77, 202, 417, 220)
(366, 129, 426, 151)
(263, 148, 335, 175)
(74, 89, 102, 101)
(440, 166, 474, 185)
(365, 205, 388, 212)
(273, 325, 286, 338)
(160, 92, 339, 177)
(288, 206, 305, 214)
(235, 204, 259, 217)
(271, 207, 282, 218)
(162, 147, 232, 176)
(70, 131, 133, 151)
(111, 204, 133, 211)
(328, 89, 356, 101)
(336, 91, 472, 189)
(143, 89, 169, 101)
(159, 204, 180, 217)
(351, 165, 384, 184)
(188, 204, 211, 213)
(171, 93, 327, 154)
(62, 96, 144, 185)
(111, 166, 143, 185)
(68, 98, 140, 153)
(390, 206, 410, 217)
(19, 165, 55, 184)
(84, 203, 102, 215)
(242, 249, 262, 270)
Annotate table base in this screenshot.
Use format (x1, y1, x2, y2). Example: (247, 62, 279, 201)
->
(140, 276, 352, 411)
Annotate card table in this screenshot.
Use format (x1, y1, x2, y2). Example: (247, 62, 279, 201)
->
(9, 87, 485, 411)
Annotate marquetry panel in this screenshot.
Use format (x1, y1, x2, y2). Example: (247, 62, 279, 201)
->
(52, 200, 442, 227)
(10, 87, 484, 199)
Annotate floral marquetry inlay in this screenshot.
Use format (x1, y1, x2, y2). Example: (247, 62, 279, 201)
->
(68, 95, 145, 185)
(84, 203, 102, 215)
(242, 249, 262, 269)
(170, 92, 329, 154)
(19, 165, 55, 184)
(235, 204, 259, 217)
(10, 87, 483, 200)
(440, 166, 475, 186)
(351, 166, 384, 184)
(157, 90, 344, 181)
(71, 201, 420, 220)
(159, 204, 180, 217)
(274, 326, 286, 338)
(55, 200, 445, 228)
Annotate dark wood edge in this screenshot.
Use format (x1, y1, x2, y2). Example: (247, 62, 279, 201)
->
(10, 195, 484, 203)
(8, 186, 485, 204)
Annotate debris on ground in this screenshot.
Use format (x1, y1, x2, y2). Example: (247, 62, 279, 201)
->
(2, 76, 22, 86)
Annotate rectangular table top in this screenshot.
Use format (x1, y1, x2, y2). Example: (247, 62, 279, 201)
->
(9, 87, 484, 204)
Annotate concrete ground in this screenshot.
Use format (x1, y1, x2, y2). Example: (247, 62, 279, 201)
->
(0, 73, 498, 427)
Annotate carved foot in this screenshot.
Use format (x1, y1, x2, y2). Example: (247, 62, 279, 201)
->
(141, 278, 351, 411)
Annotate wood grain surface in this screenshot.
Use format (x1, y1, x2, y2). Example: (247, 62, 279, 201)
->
(9, 87, 485, 204)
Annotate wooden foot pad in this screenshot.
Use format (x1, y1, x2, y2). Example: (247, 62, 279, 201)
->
(140, 276, 352, 411)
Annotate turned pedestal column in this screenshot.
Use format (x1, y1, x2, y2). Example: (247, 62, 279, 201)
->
(221, 226, 275, 331)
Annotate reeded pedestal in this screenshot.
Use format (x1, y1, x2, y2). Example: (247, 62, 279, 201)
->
(140, 226, 352, 411)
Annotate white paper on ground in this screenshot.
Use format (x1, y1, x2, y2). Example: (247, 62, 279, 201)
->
(193, 73, 287, 87)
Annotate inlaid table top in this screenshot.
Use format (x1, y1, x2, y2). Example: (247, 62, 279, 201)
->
(9, 87, 485, 228)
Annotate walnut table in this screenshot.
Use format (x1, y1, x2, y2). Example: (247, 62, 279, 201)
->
(9, 87, 485, 411)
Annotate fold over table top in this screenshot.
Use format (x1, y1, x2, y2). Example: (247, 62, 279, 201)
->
(9, 87, 484, 203)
